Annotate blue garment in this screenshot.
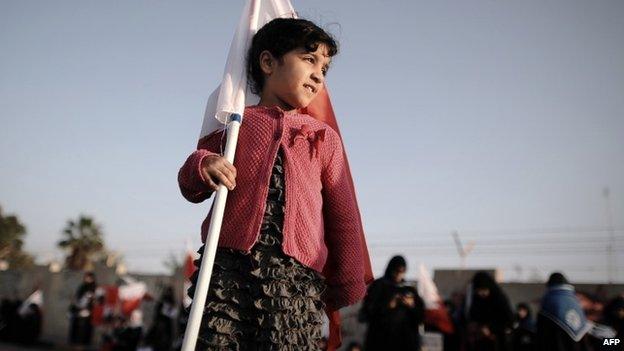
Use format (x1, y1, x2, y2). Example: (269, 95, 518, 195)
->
(539, 284, 592, 342)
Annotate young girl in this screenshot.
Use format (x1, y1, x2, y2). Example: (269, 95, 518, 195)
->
(179, 18, 369, 350)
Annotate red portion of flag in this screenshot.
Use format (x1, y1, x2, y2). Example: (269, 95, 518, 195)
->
(121, 298, 142, 317)
(425, 307, 455, 334)
(92, 303, 104, 326)
(303, 86, 374, 351)
(184, 250, 197, 280)
(105, 286, 119, 305)
(92, 285, 119, 325)
(303, 86, 374, 285)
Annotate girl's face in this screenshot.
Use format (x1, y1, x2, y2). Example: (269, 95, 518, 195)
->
(259, 44, 331, 111)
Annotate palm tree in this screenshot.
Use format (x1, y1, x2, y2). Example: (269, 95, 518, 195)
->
(0, 205, 34, 269)
(58, 215, 105, 270)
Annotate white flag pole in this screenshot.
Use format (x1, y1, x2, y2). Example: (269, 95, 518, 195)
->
(181, 114, 242, 351)
(181, 1, 258, 349)
(181, 0, 295, 349)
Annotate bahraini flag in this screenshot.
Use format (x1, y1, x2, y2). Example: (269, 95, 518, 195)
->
(417, 263, 454, 334)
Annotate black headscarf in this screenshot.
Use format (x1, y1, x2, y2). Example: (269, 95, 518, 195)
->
(473, 271, 498, 290)
(76, 272, 97, 299)
(383, 255, 406, 280)
(468, 271, 514, 331)
(546, 272, 569, 287)
(161, 286, 175, 305)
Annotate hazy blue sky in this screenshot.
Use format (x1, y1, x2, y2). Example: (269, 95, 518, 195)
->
(1, 0, 623, 283)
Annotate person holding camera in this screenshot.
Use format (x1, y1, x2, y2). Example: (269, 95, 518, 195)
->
(360, 255, 425, 350)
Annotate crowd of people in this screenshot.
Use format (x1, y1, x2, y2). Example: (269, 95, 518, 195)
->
(359, 255, 624, 351)
(65, 272, 187, 351)
(2, 264, 623, 350)
(0, 272, 188, 351)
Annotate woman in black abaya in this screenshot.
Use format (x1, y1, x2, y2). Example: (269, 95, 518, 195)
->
(360, 255, 425, 351)
(465, 271, 513, 351)
(69, 272, 97, 350)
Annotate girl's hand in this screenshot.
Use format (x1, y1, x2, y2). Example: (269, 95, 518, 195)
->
(200, 155, 237, 191)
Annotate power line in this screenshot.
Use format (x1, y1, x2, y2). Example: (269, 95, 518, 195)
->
(368, 237, 623, 248)
(366, 227, 624, 240)
(370, 246, 623, 255)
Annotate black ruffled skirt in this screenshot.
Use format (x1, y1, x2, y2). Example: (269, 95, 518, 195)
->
(187, 150, 327, 350)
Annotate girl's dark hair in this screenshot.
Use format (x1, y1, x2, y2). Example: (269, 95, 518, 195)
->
(247, 18, 338, 94)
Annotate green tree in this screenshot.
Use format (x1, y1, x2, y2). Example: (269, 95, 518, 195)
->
(58, 215, 105, 270)
(0, 206, 34, 269)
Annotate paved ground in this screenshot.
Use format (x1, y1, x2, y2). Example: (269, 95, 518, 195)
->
(0, 341, 67, 351)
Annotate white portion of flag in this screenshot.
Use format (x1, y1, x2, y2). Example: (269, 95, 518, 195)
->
(417, 263, 442, 310)
(118, 276, 148, 301)
(200, 0, 297, 139)
(18, 289, 43, 316)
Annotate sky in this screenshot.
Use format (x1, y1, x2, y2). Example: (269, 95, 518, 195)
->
(1, 0, 623, 283)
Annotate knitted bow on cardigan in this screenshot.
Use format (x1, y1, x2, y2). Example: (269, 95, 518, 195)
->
(290, 124, 326, 159)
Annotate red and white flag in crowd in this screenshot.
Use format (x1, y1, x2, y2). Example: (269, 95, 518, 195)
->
(183, 241, 198, 308)
(118, 276, 148, 317)
(18, 289, 43, 317)
(195, 1, 373, 349)
(92, 286, 118, 325)
(417, 263, 454, 334)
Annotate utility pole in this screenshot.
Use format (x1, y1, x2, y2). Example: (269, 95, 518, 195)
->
(452, 231, 475, 269)
(603, 187, 616, 283)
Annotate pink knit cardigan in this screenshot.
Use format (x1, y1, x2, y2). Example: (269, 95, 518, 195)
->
(178, 105, 367, 309)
